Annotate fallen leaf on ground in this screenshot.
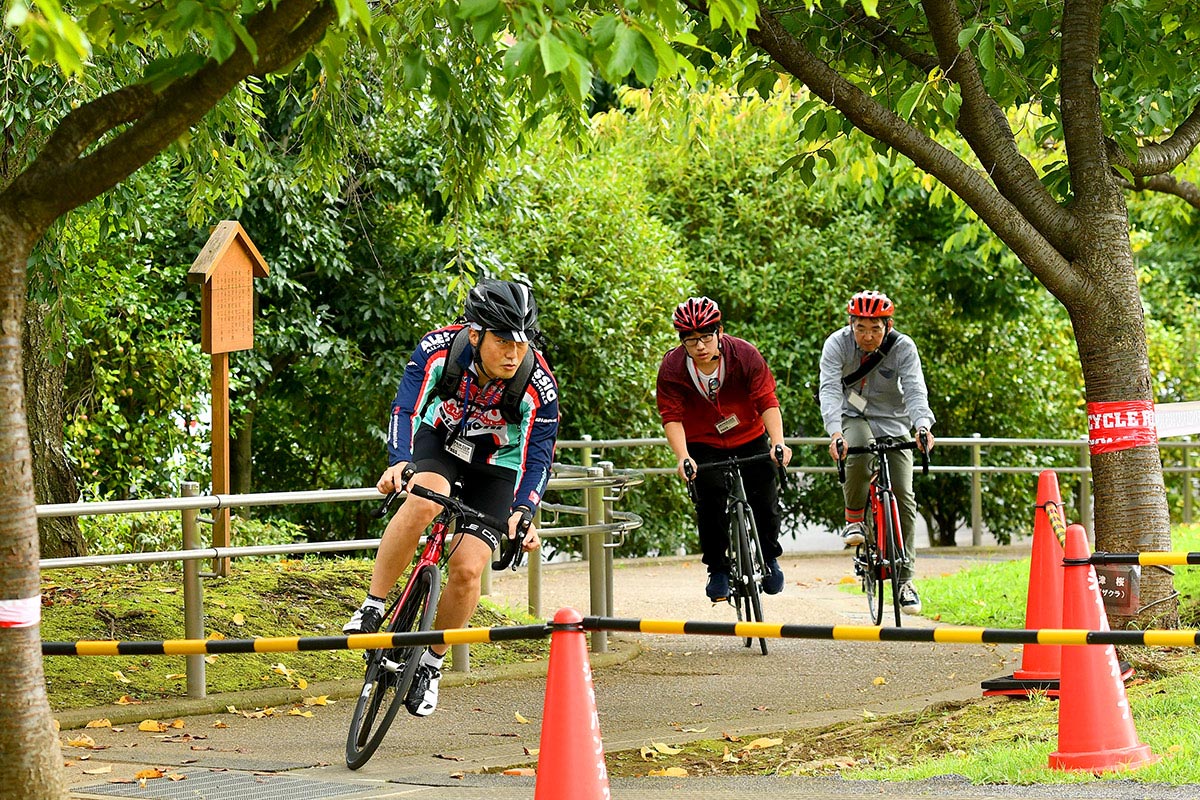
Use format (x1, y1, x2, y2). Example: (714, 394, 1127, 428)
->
(647, 767, 688, 777)
(66, 735, 96, 749)
(873, 676, 887, 686)
(232, 614, 246, 626)
(114, 696, 139, 705)
(85, 719, 112, 729)
(82, 766, 112, 775)
(110, 671, 131, 684)
(744, 737, 783, 750)
(134, 768, 163, 779)
(302, 696, 329, 706)
(287, 709, 313, 718)
(652, 742, 682, 755)
(514, 712, 529, 724)
(502, 768, 535, 776)
(138, 720, 168, 733)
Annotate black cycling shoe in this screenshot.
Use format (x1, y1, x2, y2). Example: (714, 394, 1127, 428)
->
(404, 662, 441, 717)
(342, 606, 384, 635)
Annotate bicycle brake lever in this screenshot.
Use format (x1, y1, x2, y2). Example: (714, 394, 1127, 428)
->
(491, 509, 531, 571)
(773, 444, 787, 486)
(371, 492, 399, 520)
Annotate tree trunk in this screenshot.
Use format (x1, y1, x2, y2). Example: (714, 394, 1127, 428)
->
(0, 212, 66, 799)
(231, 409, 253, 497)
(23, 298, 85, 558)
(1065, 238, 1177, 630)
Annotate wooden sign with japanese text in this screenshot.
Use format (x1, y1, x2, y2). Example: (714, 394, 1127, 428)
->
(187, 221, 269, 354)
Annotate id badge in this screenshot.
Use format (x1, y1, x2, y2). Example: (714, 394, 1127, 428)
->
(848, 390, 868, 413)
(445, 435, 475, 462)
(715, 414, 740, 434)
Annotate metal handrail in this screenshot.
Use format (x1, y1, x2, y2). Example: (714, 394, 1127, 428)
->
(37, 466, 644, 695)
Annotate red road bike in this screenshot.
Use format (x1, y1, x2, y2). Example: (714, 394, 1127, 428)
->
(345, 481, 527, 769)
(837, 435, 929, 626)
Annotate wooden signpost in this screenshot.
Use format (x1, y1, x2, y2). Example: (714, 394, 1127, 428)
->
(188, 221, 269, 575)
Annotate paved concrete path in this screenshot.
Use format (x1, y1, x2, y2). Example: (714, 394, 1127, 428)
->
(62, 548, 1085, 800)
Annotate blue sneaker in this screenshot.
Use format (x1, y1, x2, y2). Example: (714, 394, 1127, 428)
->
(762, 559, 784, 594)
(705, 571, 729, 602)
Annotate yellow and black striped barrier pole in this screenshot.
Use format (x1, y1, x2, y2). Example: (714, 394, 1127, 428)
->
(42, 623, 552, 657)
(581, 617, 1200, 647)
(42, 617, 1200, 656)
(1066, 551, 1200, 567)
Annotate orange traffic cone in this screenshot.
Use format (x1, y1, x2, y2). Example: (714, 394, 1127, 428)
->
(534, 607, 611, 800)
(1048, 524, 1157, 772)
(982, 470, 1064, 696)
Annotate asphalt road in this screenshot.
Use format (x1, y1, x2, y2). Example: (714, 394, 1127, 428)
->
(60, 547, 1193, 799)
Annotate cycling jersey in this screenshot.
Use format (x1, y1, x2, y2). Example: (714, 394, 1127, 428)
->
(387, 324, 559, 512)
(656, 334, 780, 449)
(818, 325, 934, 438)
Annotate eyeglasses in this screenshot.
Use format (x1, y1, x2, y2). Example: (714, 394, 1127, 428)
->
(682, 332, 717, 348)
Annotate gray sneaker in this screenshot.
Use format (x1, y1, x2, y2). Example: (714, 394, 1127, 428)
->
(898, 582, 922, 615)
(841, 522, 866, 547)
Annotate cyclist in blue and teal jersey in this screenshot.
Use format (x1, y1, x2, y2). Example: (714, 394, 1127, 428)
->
(344, 280, 558, 716)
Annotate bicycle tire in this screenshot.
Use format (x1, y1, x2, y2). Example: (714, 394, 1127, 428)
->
(859, 522, 885, 625)
(734, 505, 768, 655)
(345, 564, 440, 769)
(881, 499, 903, 626)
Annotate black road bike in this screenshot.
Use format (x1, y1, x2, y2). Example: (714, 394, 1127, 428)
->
(686, 445, 787, 655)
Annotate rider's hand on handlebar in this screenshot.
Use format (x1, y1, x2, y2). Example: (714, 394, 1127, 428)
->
(916, 428, 935, 453)
(679, 457, 697, 482)
(828, 434, 847, 462)
(771, 442, 793, 467)
(376, 461, 410, 494)
(508, 508, 540, 552)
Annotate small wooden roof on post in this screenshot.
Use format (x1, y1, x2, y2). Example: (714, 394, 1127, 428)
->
(187, 220, 269, 354)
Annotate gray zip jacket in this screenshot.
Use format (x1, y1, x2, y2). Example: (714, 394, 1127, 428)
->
(818, 326, 935, 438)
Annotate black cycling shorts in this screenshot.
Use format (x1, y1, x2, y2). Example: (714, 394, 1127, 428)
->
(409, 424, 518, 551)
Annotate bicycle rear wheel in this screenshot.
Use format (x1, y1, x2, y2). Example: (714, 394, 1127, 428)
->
(881, 502, 903, 627)
(734, 506, 768, 655)
(345, 564, 440, 769)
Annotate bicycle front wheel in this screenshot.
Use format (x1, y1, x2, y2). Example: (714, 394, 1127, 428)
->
(859, 529, 885, 626)
(880, 502, 903, 627)
(734, 506, 768, 655)
(345, 564, 440, 769)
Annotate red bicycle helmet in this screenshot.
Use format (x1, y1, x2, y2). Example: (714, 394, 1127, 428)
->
(672, 296, 722, 333)
(847, 290, 894, 318)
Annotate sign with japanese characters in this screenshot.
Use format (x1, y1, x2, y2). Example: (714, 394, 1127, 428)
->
(1095, 564, 1140, 616)
(187, 221, 269, 354)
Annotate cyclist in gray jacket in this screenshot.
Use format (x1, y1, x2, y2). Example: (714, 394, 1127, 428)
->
(818, 290, 935, 614)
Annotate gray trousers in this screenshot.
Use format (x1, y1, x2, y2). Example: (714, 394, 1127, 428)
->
(841, 417, 917, 583)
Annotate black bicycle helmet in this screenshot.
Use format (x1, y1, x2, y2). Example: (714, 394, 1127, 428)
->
(463, 279, 539, 342)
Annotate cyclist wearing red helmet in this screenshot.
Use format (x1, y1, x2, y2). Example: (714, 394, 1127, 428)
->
(818, 290, 934, 614)
(656, 296, 793, 602)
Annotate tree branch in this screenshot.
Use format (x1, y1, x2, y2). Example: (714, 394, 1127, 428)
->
(1059, 0, 1115, 210)
(920, 0, 1074, 253)
(6, 0, 337, 229)
(727, 3, 1078, 298)
(1110, 102, 1200, 177)
(1123, 173, 1200, 208)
